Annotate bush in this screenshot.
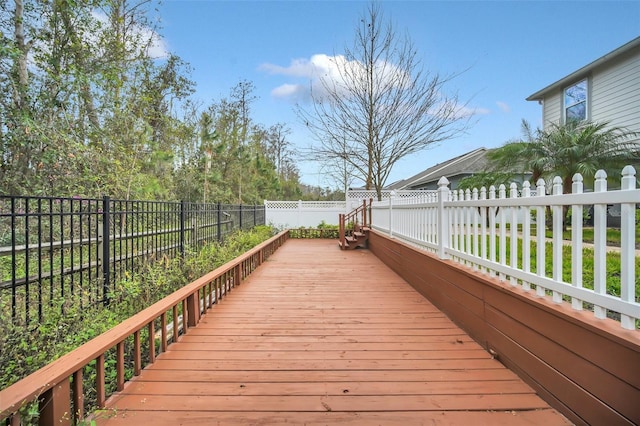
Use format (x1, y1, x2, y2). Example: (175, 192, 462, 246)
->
(0, 226, 275, 393)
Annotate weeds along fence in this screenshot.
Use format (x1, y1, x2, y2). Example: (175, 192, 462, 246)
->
(0, 196, 265, 326)
(371, 166, 640, 330)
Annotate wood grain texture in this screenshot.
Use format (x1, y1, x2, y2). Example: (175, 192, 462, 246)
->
(95, 239, 570, 425)
(368, 230, 640, 426)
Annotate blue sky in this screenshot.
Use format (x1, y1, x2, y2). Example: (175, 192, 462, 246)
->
(155, 0, 640, 188)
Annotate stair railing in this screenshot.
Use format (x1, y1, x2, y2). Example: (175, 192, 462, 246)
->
(339, 199, 372, 248)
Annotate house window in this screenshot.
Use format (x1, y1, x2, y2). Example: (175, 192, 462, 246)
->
(564, 79, 588, 122)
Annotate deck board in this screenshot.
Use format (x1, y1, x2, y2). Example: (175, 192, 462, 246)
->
(95, 239, 570, 425)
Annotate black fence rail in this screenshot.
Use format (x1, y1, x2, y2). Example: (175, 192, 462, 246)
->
(0, 196, 265, 326)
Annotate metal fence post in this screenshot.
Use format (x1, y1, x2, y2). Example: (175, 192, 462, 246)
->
(239, 204, 243, 230)
(217, 202, 222, 241)
(180, 200, 186, 256)
(254, 204, 257, 227)
(101, 196, 111, 305)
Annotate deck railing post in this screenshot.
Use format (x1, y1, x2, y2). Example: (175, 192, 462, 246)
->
(38, 379, 71, 426)
(187, 291, 200, 327)
(437, 177, 450, 259)
(361, 199, 366, 227)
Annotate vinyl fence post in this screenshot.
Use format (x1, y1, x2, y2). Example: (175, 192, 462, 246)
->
(389, 192, 394, 237)
(101, 196, 111, 305)
(437, 177, 450, 260)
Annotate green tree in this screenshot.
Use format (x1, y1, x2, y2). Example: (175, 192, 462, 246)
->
(489, 119, 640, 228)
(490, 120, 639, 193)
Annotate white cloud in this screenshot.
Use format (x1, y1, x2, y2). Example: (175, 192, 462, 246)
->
(262, 54, 479, 124)
(496, 101, 511, 113)
(462, 106, 491, 117)
(142, 26, 170, 59)
(260, 54, 345, 101)
(261, 54, 410, 103)
(91, 10, 169, 60)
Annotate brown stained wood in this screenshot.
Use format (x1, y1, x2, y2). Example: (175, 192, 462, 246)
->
(116, 368, 521, 383)
(485, 305, 639, 424)
(96, 354, 106, 407)
(171, 304, 179, 344)
(368, 230, 640, 426)
(133, 331, 141, 376)
(147, 322, 155, 364)
(120, 380, 536, 396)
(160, 312, 167, 353)
(38, 380, 71, 426)
(157, 349, 490, 360)
(103, 393, 550, 412)
(0, 232, 290, 422)
(116, 342, 124, 391)
(93, 409, 569, 425)
(96, 239, 569, 425)
(484, 284, 640, 390)
(73, 370, 83, 420)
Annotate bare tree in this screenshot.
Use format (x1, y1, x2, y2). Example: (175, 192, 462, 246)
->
(297, 3, 470, 199)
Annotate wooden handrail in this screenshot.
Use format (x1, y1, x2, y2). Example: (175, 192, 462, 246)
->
(339, 199, 372, 247)
(0, 230, 289, 425)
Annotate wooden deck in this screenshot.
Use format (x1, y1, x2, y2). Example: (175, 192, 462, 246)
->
(95, 239, 570, 425)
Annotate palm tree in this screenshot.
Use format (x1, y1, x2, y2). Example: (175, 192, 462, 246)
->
(537, 120, 640, 194)
(486, 119, 548, 183)
(491, 119, 639, 192)
(489, 119, 639, 228)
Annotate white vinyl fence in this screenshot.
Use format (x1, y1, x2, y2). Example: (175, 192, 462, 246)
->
(371, 166, 640, 330)
(264, 200, 346, 229)
(265, 190, 434, 229)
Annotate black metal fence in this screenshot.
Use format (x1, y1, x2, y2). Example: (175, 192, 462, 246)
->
(0, 195, 265, 326)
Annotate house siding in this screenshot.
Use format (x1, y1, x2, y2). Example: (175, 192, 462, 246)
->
(540, 46, 640, 141)
(591, 49, 640, 135)
(542, 91, 562, 126)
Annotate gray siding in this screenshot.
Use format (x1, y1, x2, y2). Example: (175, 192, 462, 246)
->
(541, 47, 640, 142)
(542, 91, 562, 126)
(591, 49, 640, 135)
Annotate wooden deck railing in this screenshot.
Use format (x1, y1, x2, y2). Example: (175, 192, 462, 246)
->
(0, 230, 289, 426)
(339, 199, 372, 248)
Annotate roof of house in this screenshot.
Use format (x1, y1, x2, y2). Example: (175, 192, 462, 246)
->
(526, 36, 640, 102)
(386, 148, 490, 190)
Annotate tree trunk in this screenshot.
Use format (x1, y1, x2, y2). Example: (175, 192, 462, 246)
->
(13, 0, 30, 110)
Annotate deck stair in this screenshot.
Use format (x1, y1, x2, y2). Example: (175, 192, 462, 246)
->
(338, 199, 372, 250)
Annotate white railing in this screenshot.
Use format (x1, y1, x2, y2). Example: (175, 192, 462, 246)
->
(346, 189, 437, 209)
(371, 166, 640, 330)
(264, 200, 347, 229)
